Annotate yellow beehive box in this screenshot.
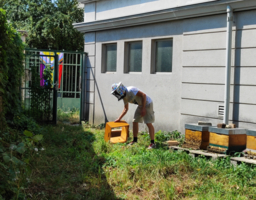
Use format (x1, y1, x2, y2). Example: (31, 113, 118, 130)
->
(104, 121, 129, 144)
(183, 124, 211, 150)
(208, 127, 246, 154)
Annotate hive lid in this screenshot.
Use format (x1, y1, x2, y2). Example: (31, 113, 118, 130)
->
(185, 123, 211, 131)
(209, 127, 246, 135)
(246, 129, 256, 136)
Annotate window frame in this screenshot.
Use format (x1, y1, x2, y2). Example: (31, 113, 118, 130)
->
(101, 43, 117, 73)
(124, 40, 143, 73)
(151, 38, 173, 74)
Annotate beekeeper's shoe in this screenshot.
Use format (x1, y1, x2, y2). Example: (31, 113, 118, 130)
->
(147, 143, 156, 150)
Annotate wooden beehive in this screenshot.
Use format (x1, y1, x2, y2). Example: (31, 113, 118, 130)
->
(208, 127, 246, 154)
(104, 121, 129, 144)
(182, 124, 211, 150)
(244, 130, 256, 158)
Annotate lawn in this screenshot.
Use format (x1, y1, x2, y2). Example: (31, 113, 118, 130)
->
(20, 123, 256, 199)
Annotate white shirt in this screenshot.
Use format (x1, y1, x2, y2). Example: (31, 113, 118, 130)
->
(123, 86, 152, 106)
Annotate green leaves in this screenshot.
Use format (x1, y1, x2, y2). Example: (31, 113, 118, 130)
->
(24, 130, 43, 143)
(32, 134, 43, 142)
(2, 153, 11, 162)
(24, 130, 33, 137)
(16, 143, 26, 154)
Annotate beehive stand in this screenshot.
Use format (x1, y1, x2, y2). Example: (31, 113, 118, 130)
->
(104, 121, 129, 144)
(182, 124, 211, 150)
(208, 127, 246, 154)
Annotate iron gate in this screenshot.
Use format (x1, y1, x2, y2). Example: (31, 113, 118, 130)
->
(22, 49, 86, 124)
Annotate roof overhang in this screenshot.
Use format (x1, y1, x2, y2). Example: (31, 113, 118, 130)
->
(73, 0, 256, 33)
(77, 0, 107, 4)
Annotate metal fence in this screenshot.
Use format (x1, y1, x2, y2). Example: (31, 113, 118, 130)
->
(22, 49, 86, 124)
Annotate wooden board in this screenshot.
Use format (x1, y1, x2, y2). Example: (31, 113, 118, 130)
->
(230, 157, 256, 165)
(247, 136, 256, 150)
(166, 140, 179, 146)
(110, 136, 126, 143)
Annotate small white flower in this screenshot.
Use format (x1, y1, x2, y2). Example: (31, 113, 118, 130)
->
(40, 148, 45, 151)
(34, 148, 38, 152)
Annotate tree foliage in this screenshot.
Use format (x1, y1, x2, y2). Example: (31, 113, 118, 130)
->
(3, 0, 84, 51)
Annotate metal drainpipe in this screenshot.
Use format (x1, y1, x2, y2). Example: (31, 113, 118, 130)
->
(223, 5, 233, 124)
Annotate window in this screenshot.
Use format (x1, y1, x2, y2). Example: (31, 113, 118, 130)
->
(152, 39, 173, 73)
(102, 43, 117, 72)
(127, 41, 142, 72)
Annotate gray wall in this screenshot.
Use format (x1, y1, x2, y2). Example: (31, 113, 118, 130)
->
(83, 0, 218, 22)
(84, 9, 256, 133)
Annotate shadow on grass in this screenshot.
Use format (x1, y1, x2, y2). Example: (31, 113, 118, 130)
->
(25, 124, 121, 200)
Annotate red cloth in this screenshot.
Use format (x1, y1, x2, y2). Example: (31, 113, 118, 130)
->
(58, 64, 63, 89)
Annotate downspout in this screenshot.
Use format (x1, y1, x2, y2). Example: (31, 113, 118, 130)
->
(223, 5, 233, 124)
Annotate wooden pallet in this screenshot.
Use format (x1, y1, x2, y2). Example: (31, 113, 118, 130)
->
(170, 146, 227, 160)
(244, 153, 256, 160)
(230, 157, 256, 166)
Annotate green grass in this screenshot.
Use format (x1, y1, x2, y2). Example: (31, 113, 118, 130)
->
(57, 108, 80, 124)
(19, 124, 256, 199)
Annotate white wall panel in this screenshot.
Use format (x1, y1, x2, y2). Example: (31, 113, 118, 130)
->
(86, 67, 95, 80)
(234, 67, 256, 85)
(182, 67, 226, 84)
(84, 3, 96, 22)
(183, 31, 232, 50)
(86, 80, 95, 92)
(183, 50, 228, 66)
(84, 32, 96, 44)
(86, 92, 94, 104)
(182, 84, 256, 104)
(235, 48, 256, 66)
(182, 84, 224, 102)
(87, 56, 95, 68)
(96, 0, 218, 21)
(84, 44, 95, 56)
(181, 99, 223, 118)
(236, 29, 256, 48)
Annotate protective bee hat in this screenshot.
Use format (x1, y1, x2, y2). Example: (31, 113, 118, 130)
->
(111, 82, 127, 101)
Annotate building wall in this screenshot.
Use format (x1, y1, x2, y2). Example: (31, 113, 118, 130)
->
(83, 7, 256, 132)
(181, 10, 256, 132)
(83, 0, 218, 22)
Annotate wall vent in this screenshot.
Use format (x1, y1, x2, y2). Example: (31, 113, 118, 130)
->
(218, 105, 224, 118)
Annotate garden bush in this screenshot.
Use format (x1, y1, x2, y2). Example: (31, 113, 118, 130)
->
(0, 9, 44, 199)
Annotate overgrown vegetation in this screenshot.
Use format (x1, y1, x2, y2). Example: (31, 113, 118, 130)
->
(0, 8, 24, 126)
(0, 9, 45, 199)
(4, 123, 254, 199)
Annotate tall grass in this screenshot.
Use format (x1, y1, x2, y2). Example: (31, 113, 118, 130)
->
(23, 124, 256, 199)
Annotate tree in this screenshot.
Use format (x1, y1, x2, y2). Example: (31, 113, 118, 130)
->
(3, 0, 84, 51)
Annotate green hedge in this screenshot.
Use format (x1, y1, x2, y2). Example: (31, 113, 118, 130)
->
(0, 8, 24, 128)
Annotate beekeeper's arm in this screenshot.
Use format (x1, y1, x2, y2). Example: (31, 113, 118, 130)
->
(136, 91, 146, 117)
(115, 103, 129, 122)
